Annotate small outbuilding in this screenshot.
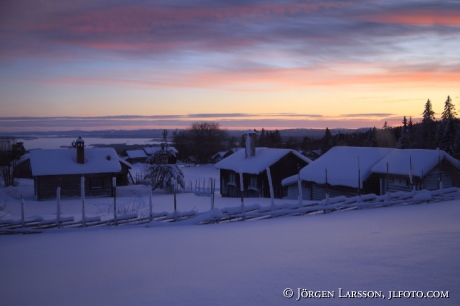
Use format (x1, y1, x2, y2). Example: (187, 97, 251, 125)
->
(283, 146, 394, 200)
(122, 146, 178, 164)
(13, 154, 32, 179)
(211, 148, 242, 164)
(122, 149, 148, 164)
(371, 149, 460, 192)
(30, 137, 132, 201)
(215, 130, 311, 199)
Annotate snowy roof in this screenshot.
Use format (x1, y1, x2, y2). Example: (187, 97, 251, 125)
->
(119, 158, 132, 169)
(243, 129, 257, 135)
(144, 146, 178, 155)
(299, 146, 394, 188)
(30, 148, 122, 176)
(281, 174, 300, 186)
(212, 151, 227, 159)
(212, 148, 242, 160)
(14, 153, 30, 165)
(214, 147, 312, 174)
(125, 149, 148, 159)
(371, 149, 460, 178)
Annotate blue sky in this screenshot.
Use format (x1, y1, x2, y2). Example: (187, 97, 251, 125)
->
(1, 0, 459, 131)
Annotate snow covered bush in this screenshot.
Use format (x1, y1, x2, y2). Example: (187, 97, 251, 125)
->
(0, 197, 10, 218)
(144, 147, 185, 193)
(144, 164, 185, 193)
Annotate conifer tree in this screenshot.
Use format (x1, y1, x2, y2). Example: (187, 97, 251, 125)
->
(321, 127, 333, 153)
(365, 127, 378, 147)
(144, 149, 185, 193)
(258, 128, 266, 147)
(437, 96, 458, 153)
(408, 117, 415, 148)
(420, 99, 436, 149)
(397, 116, 410, 149)
(442, 95, 457, 120)
(422, 99, 435, 123)
(377, 121, 396, 148)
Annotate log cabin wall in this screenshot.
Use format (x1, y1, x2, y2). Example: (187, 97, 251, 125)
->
(35, 173, 114, 200)
(219, 152, 308, 199)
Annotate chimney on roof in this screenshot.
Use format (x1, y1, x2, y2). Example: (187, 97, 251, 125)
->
(72, 137, 85, 164)
(243, 130, 257, 159)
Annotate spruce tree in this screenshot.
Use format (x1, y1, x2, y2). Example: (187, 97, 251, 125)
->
(437, 96, 458, 153)
(408, 117, 415, 148)
(366, 127, 378, 147)
(420, 99, 436, 149)
(321, 127, 333, 154)
(397, 116, 410, 149)
(258, 128, 266, 147)
(422, 99, 435, 123)
(377, 121, 396, 148)
(442, 96, 457, 120)
(145, 149, 185, 193)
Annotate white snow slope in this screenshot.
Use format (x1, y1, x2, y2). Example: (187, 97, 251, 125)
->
(0, 165, 459, 306)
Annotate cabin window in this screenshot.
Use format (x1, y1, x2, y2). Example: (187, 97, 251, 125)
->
(90, 178, 103, 189)
(228, 173, 236, 186)
(248, 177, 258, 191)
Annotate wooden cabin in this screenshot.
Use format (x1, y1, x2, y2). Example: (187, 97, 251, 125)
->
(122, 146, 178, 164)
(371, 149, 460, 193)
(282, 147, 394, 200)
(122, 149, 148, 164)
(215, 130, 311, 199)
(211, 148, 241, 164)
(30, 137, 132, 201)
(13, 154, 32, 179)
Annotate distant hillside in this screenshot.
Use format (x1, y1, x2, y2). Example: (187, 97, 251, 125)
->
(8, 129, 166, 140)
(9, 127, 372, 141)
(227, 128, 371, 140)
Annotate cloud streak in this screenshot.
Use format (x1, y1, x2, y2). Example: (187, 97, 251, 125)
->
(0, 113, 408, 132)
(1, 0, 459, 129)
(2, 1, 459, 61)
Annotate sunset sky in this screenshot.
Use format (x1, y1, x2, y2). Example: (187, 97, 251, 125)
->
(1, 0, 459, 132)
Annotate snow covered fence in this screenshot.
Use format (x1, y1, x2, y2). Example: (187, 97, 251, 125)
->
(184, 177, 217, 195)
(2, 187, 460, 234)
(213, 187, 460, 223)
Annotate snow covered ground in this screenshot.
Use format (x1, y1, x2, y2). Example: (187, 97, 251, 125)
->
(1, 164, 459, 305)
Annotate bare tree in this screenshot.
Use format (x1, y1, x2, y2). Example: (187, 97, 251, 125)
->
(162, 129, 168, 143)
(172, 122, 228, 163)
(188, 122, 228, 164)
(0, 136, 25, 186)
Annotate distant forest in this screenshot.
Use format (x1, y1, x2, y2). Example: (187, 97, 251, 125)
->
(172, 96, 460, 162)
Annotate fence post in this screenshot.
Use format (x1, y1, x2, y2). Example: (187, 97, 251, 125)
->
(239, 171, 245, 216)
(210, 178, 215, 209)
(213, 178, 216, 209)
(81, 176, 86, 227)
(113, 177, 117, 226)
(266, 167, 275, 210)
(297, 164, 303, 207)
(149, 188, 153, 221)
(21, 195, 25, 228)
(56, 187, 61, 228)
(171, 177, 177, 221)
(358, 156, 361, 196)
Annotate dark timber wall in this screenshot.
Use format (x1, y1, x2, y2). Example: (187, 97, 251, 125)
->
(35, 173, 115, 201)
(220, 152, 308, 199)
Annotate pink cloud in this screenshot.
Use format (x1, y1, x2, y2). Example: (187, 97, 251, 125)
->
(23, 62, 460, 92)
(368, 11, 460, 26)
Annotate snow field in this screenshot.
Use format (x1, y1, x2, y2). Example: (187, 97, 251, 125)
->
(0, 164, 459, 305)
